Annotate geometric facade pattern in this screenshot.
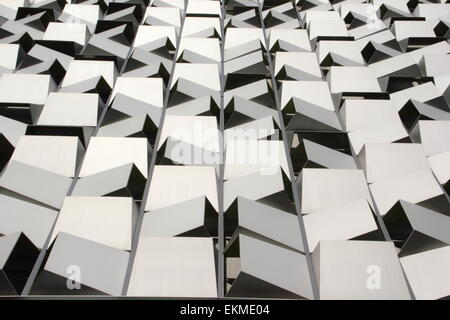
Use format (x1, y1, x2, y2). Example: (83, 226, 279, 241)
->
(0, 0, 449, 300)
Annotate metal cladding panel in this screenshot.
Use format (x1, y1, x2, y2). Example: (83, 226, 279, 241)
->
(0, 0, 448, 300)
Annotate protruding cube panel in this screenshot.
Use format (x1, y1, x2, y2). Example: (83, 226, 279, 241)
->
(31, 232, 129, 296)
(312, 241, 411, 300)
(0, 232, 40, 295)
(127, 237, 217, 298)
